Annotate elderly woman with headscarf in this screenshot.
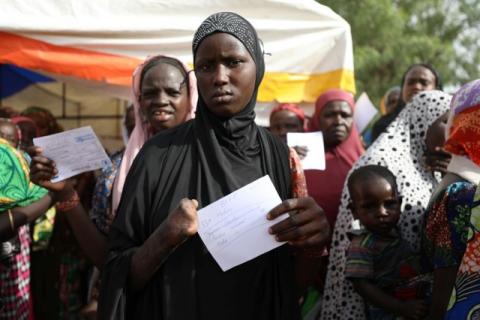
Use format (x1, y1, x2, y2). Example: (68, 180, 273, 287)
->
(30, 55, 198, 319)
(30, 55, 198, 266)
(306, 89, 364, 231)
(320, 90, 451, 320)
(421, 79, 480, 319)
(97, 12, 329, 319)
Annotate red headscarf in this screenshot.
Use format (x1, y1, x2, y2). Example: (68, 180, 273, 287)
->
(11, 116, 40, 136)
(270, 103, 307, 131)
(10, 116, 40, 142)
(305, 89, 364, 231)
(309, 89, 363, 166)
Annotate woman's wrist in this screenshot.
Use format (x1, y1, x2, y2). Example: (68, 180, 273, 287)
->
(158, 219, 188, 249)
(53, 189, 80, 212)
(50, 187, 74, 203)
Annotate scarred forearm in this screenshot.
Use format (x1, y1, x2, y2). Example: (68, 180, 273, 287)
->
(128, 221, 185, 293)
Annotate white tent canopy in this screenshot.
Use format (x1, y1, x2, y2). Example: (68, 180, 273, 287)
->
(0, 0, 354, 150)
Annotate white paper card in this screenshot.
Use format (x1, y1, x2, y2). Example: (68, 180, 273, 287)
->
(197, 175, 285, 271)
(354, 92, 378, 133)
(33, 126, 111, 183)
(287, 132, 325, 170)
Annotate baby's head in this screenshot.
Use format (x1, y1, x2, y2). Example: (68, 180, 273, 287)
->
(347, 165, 402, 236)
(0, 119, 19, 148)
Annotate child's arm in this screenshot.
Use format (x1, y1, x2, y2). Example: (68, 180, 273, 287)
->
(351, 278, 427, 320)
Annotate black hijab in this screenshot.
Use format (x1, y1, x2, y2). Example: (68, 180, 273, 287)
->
(98, 12, 299, 320)
(192, 12, 273, 199)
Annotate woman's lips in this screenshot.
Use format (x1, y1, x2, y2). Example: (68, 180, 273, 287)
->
(151, 109, 174, 122)
(331, 127, 347, 136)
(211, 92, 233, 104)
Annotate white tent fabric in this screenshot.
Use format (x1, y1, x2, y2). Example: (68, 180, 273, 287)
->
(0, 0, 354, 147)
(1, 0, 352, 73)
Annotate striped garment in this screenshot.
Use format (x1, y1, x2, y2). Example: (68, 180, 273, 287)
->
(345, 230, 426, 319)
(0, 138, 48, 320)
(0, 226, 32, 320)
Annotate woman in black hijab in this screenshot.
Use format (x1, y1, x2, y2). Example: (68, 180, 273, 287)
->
(98, 12, 329, 319)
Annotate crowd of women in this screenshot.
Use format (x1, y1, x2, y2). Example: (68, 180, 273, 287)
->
(0, 11, 479, 320)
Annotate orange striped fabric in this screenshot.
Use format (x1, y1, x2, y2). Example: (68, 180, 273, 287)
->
(0, 31, 140, 86)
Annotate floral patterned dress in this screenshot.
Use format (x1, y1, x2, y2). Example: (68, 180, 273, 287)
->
(422, 182, 477, 271)
(445, 182, 480, 318)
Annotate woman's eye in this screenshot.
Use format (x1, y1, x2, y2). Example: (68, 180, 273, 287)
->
(141, 91, 154, 99)
(168, 91, 181, 97)
(196, 64, 212, 72)
(229, 60, 242, 67)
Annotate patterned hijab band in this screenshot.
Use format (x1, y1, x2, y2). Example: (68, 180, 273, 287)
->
(192, 12, 257, 59)
(444, 79, 480, 165)
(192, 11, 265, 117)
(449, 79, 480, 115)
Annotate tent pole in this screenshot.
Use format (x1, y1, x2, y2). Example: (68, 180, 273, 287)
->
(62, 83, 66, 118)
(77, 103, 81, 127)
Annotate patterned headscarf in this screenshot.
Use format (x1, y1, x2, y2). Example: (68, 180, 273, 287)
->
(0, 138, 47, 210)
(321, 90, 451, 320)
(192, 12, 266, 160)
(444, 79, 480, 165)
(193, 12, 257, 62)
(193, 11, 264, 89)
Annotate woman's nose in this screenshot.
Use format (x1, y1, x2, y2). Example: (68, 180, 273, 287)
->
(213, 64, 229, 86)
(333, 114, 343, 125)
(153, 91, 169, 105)
(412, 81, 423, 90)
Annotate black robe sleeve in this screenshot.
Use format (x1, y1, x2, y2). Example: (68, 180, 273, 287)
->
(97, 145, 154, 320)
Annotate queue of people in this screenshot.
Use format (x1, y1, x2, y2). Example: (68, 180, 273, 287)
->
(0, 10, 479, 320)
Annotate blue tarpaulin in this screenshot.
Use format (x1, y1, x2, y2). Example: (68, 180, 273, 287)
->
(0, 64, 54, 99)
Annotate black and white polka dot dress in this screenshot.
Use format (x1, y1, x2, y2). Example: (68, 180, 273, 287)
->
(320, 91, 451, 320)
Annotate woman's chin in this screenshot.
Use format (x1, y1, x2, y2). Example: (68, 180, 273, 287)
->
(151, 119, 177, 133)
